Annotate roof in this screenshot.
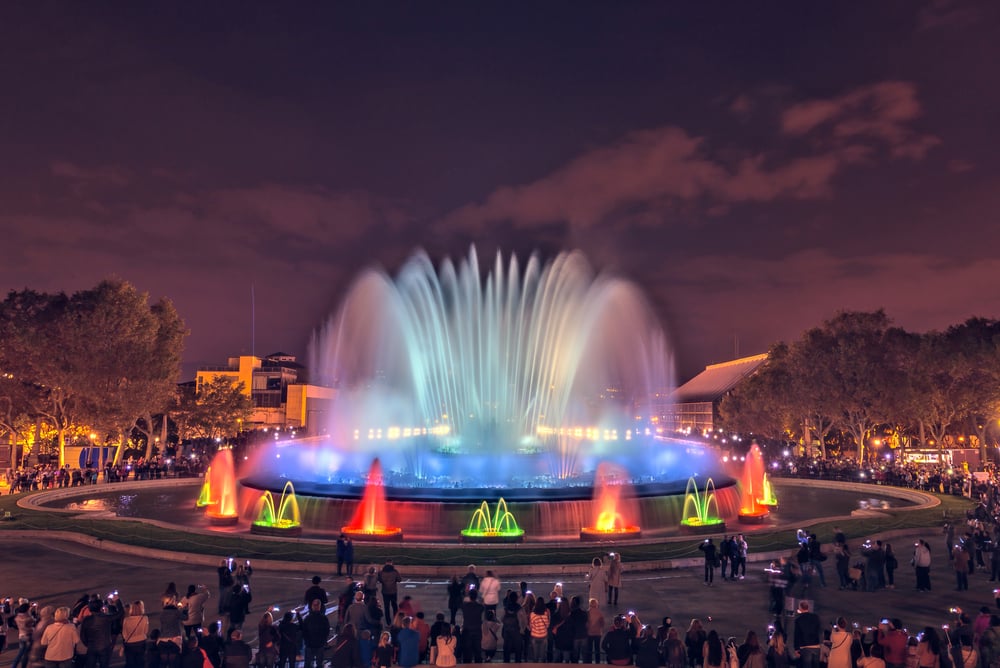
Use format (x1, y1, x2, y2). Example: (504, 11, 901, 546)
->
(672, 353, 768, 404)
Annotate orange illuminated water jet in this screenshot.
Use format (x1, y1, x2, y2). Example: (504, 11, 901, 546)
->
(580, 462, 641, 541)
(737, 442, 770, 524)
(342, 458, 403, 541)
(204, 449, 239, 526)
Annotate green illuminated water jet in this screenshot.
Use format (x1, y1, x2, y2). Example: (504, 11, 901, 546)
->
(680, 477, 725, 533)
(251, 481, 302, 536)
(460, 498, 525, 542)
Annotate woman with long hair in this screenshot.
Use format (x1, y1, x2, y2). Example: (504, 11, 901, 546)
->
(328, 623, 361, 668)
(375, 631, 394, 668)
(703, 630, 724, 668)
(256, 612, 279, 668)
(916, 627, 943, 668)
(685, 620, 706, 668)
(529, 598, 550, 663)
(766, 628, 794, 668)
(884, 544, 899, 589)
(828, 618, 852, 668)
(434, 625, 457, 668)
(159, 595, 184, 650)
(737, 630, 764, 668)
(121, 601, 149, 668)
(663, 628, 687, 668)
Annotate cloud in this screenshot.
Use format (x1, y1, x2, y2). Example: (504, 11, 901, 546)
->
(50, 160, 131, 190)
(781, 81, 940, 158)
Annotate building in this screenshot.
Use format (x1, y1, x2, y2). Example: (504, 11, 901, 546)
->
(669, 353, 768, 434)
(195, 353, 335, 430)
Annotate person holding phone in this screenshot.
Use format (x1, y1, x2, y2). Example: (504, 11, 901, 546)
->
(698, 539, 718, 586)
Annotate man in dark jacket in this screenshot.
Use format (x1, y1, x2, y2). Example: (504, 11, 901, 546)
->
(697, 538, 718, 585)
(793, 601, 822, 668)
(303, 576, 328, 608)
(80, 596, 125, 668)
(378, 561, 402, 626)
(461, 588, 484, 663)
(300, 599, 330, 668)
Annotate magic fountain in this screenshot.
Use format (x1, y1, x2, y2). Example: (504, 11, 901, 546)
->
(239, 247, 738, 539)
(737, 443, 771, 524)
(203, 449, 239, 526)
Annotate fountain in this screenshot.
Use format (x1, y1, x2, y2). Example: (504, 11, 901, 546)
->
(195, 466, 213, 508)
(251, 481, 302, 537)
(204, 449, 239, 526)
(239, 247, 738, 539)
(680, 477, 726, 534)
(758, 472, 778, 509)
(737, 443, 770, 524)
(580, 462, 641, 541)
(341, 459, 402, 541)
(460, 498, 525, 542)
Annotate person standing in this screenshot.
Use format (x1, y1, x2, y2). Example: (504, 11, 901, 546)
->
(586, 558, 608, 608)
(300, 599, 330, 668)
(954, 543, 971, 591)
(343, 536, 355, 577)
(179, 586, 210, 639)
(883, 543, 898, 589)
(40, 607, 79, 668)
(792, 601, 822, 668)
(80, 597, 125, 668)
(733, 534, 748, 580)
(460, 589, 484, 664)
(303, 577, 328, 609)
(719, 537, 732, 582)
(336, 534, 348, 577)
(378, 560, 402, 627)
(397, 617, 420, 668)
(446, 576, 463, 627)
(827, 619, 852, 668)
(913, 539, 932, 592)
(479, 571, 502, 614)
(698, 539, 718, 586)
(120, 601, 149, 668)
(607, 553, 622, 605)
(10, 602, 35, 668)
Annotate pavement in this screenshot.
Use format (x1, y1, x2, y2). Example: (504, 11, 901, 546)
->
(1, 529, 998, 664)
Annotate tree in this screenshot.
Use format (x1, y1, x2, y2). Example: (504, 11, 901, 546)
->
(177, 376, 253, 442)
(945, 318, 1000, 465)
(718, 343, 797, 440)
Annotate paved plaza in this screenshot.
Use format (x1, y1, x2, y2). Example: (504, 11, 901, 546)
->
(3, 528, 999, 664)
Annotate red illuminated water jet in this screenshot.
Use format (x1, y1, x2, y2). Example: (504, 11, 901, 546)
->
(204, 449, 240, 526)
(737, 442, 770, 524)
(342, 458, 403, 541)
(580, 462, 641, 541)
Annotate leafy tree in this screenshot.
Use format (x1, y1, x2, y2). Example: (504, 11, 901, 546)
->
(719, 343, 797, 440)
(177, 376, 253, 441)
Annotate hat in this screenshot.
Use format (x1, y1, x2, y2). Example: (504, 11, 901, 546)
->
(798, 601, 810, 612)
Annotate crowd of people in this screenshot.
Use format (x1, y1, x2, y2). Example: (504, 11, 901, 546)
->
(3, 456, 208, 493)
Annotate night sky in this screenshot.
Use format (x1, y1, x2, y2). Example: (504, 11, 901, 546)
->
(2, 2, 998, 382)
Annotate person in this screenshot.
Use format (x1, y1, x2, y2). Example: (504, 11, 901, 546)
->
(374, 631, 393, 668)
(529, 597, 550, 663)
(766, 629, 795, 668)
(337, 577, 355, 629)
(587, 559, 608, 607)
(343, 536, 355, 577)
(833, 542, 852, 590)
(501, 593, 525, 664)
(226, 585, 252, 635)
(378, 561, 402, 627)
(585, 598, 605, 664)
(635, 625, 660, 668)
(568, 596, 588, 663)
(807, 533, 827, 587)
(481, 610, 501, 663)
(607, 554, 623, 606)
(884, 543, 899, 589)
(434, 625, 457, 668)
(732, 534, 748, 580)
(736, 630, 765, 668)
(663, 628, 686, 668)
(914, 540, 932, 592)
(276, 612, 300, 668)
(300, 599, 330, 668)
(40, 607, 79, 668)
(552, 599, 574, 664)
(27, 604, 53, 668)
(412, 612, 430, 664)
(179, 586, 210, 639)
(256, 612, 279, 668)
(719, 537, 732, 582)
(479, 571, 501, 613)
(827, 618, 852, 668)
(222, 629, 252, 668)
(460, 588, 484, 664)
(363, 567, 379, 604)
(953, 543, 970, 591)
(460, 565, 480, 594)
(328, 623, 360, 668)
(793, 601, 822, 668)
(445, 576, 463, 628)
(877, 619, 908, 668)
(344, 592, 370, 635)
(398, 618, 419, 668)
(703, 630, 724, 668)
(157, 628, 182, 668)
(601, 615, 632, 666)
(233, 564, 252, 589)
(81, 596, 125, 668)
(199, 622, 223, 668)
(11, 602, 35, 668)
(179, 635, 205, 668)
(685, 620, 706, 668)
(914, 626, 942, 668)
(697, 539, 718, 586)
(216, 562, 234, 617)
(303, 577, 328, 608)
(336, 535, 349, 577)
(120, 601, 149, 668)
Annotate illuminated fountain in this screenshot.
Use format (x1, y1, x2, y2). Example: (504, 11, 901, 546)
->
(460, 498, 525, 543)
(251, 481, 302, 537)
(737, 443, 770, 524)
(680, 477, 726, 534)
(240, 247, 738, 539)
(580, 462, 641, 541)
(195, 466, 213, 508)
(204, 449, 239, 526)
(758, 472, 778, 509)
(341, 459, 402, 541)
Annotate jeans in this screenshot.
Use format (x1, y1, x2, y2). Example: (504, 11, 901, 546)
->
(573, 638, 588, 663)
(809, 560, 827, 586)
(704, 563, 714, 583)
(554, 648, 573, 663)
(530, 637, 547, 662)
(304, 646, 324, 668)
(956, 570, 969, 591)
(382, 594, 398, 626)
(12, 640, 31, 668)
(916, 566, 932, 591)
(607, 586, 619, 605)
(587, 635, 601, 663)
(85, 648, 112, 668)
(799, 647, 821, 668)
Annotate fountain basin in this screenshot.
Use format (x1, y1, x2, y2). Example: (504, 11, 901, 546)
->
(207, 514, 240, 527)
(579, 526, 642, 541)
(737, 510, 770, 524)
(459, 530, 525, 543)
(341, 527, 403, 542)
(679, 519, 726, 535)
(251, 523, 303, 537)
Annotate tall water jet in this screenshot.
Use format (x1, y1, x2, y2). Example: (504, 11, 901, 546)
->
(737, 442, 770, 524)
(205, 449, 239, 526)
(196, 466, 213, 508)
(580, 462, 641, 541)
(342, 459, 402, 541)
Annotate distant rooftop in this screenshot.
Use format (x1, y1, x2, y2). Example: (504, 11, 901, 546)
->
(672, 353, 768, 404)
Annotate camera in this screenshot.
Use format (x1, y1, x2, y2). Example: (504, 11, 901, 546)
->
(242, 584, 250, 592)
(880, 619, 889, 625)
(628, 611, 636, 617)
(609, 552, 615, 557)
(950, 607, 962, 615)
